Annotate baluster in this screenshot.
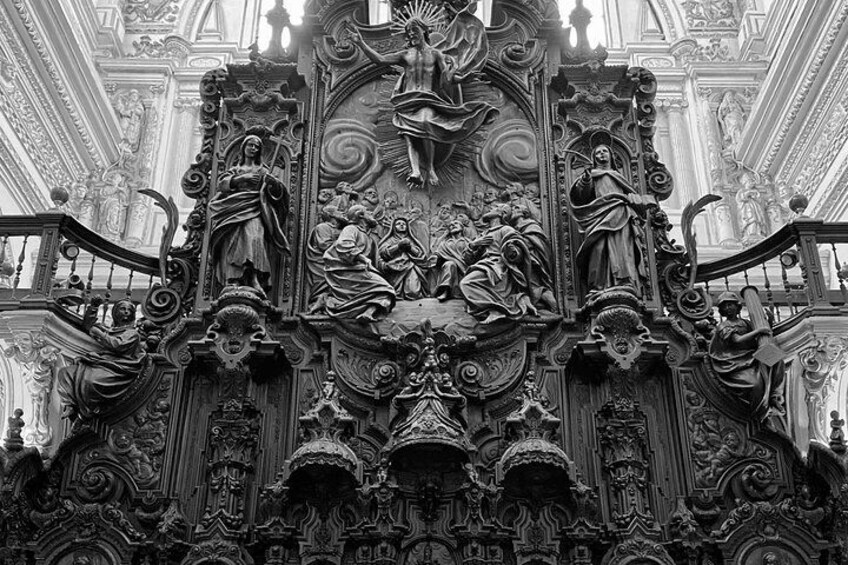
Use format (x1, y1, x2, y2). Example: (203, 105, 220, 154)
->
(125, 269, 135, 298)
(103, 262, 116, 323)
(85, 255, 96, 299)
(147, 274, 154, 291)
(780, 262, 794, 316)
(761, 261, 776, 321)
(743, 268, 750, 287)
(723, 276, 730, 291)
(0, 235, 9, 288)
(831, 243, 848, 305)
(11, 235, 29, 296)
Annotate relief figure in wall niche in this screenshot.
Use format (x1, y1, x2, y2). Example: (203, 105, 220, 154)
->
(717, 90, 745, 153)
(57, 298, 147, 426)
(460, 203, 536, 324)
(708, 292, 785, 424)
(208, 135, 290, 295)
(345, 0, 497, 188)
(736, 178, 767, 246)
(378, 217, 430, 299)
(569, 144, 653, 297)
(324, 205, 397, 322)
(113, 89, 145, 154)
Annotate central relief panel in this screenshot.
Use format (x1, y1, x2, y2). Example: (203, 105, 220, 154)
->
(307, 6, 553, 330)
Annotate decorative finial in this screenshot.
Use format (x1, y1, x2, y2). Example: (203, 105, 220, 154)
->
(262, 0, 292, 61)
(4, 408, 24, 451)
(830, 410, 846, 454)
(569, 0, 592, 52)
(788, 192, 809, 219)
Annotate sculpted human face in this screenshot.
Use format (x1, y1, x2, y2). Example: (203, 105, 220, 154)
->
(484, 188, 498, 204)
(14, 332, 32, 354)
(384, 193, 398, 208)
(244, 138, 262, 160)
(318, 188, 334, 204)
(438, 205, 452, 220)
(394, 219, 409, 234)
(406, 22, 426, 47)
(448, 220, 463, 235)
(364, 188, 379, 203)
(593, 145, 611, 168)
(115, 301, 135, 324)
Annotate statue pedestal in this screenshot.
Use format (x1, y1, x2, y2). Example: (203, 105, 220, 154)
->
(577, 287, 666, 370)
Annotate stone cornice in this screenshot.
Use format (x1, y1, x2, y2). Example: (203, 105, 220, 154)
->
(1, 0, 124, 176)
(736, 1, 848, 173)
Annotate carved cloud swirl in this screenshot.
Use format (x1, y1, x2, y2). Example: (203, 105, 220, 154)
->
(476, 119, 539, 186)
(320, 118, 383, 190)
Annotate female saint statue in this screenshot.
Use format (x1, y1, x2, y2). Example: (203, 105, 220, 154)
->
(208, 135, 290, 294)
(569, 144, 651, 296)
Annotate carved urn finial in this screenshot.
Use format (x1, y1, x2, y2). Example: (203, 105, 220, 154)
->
(497, 372, 573, 500)
(284, 371, 362, 496)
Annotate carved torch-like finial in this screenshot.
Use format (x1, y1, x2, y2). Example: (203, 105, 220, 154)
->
(263, 0, 291, 61)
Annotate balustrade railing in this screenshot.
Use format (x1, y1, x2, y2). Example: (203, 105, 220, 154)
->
(694, 219, 848, 327)
(0, 212, 160, 323)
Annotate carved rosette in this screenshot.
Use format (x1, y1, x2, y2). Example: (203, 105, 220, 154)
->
(286, 372, 361, 481)
(497, 373, 572, 500)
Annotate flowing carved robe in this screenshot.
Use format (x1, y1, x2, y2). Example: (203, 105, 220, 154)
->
(460, 225, 535, 322)
(570, 169, 646, 293)
(208, 164, 289, 286)
(708, 317, 785, 420)
(433, 233, 470, 297)
(306, 220, 342, 303)
(324, 224, 396, 319)
(378, 230, 429, 300)
(391, 13, 496, 151)
(514, 217, 553, 293)
(57, 325, 146, 420)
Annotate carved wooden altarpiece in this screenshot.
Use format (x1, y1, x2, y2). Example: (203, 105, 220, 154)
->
(0, 1, 846, 565)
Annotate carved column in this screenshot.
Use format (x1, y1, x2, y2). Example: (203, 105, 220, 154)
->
(595, 368, 657, 533)
(660, 98, 698, 206)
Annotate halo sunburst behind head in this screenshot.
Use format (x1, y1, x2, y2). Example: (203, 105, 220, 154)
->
(390, 0, 445, 37)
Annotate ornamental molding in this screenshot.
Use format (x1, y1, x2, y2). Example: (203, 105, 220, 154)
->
(0, 135, 48, 213)
(738, 2, 848, 173)
(787, 86, 848, 199)
(1, 0, 121, 170)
